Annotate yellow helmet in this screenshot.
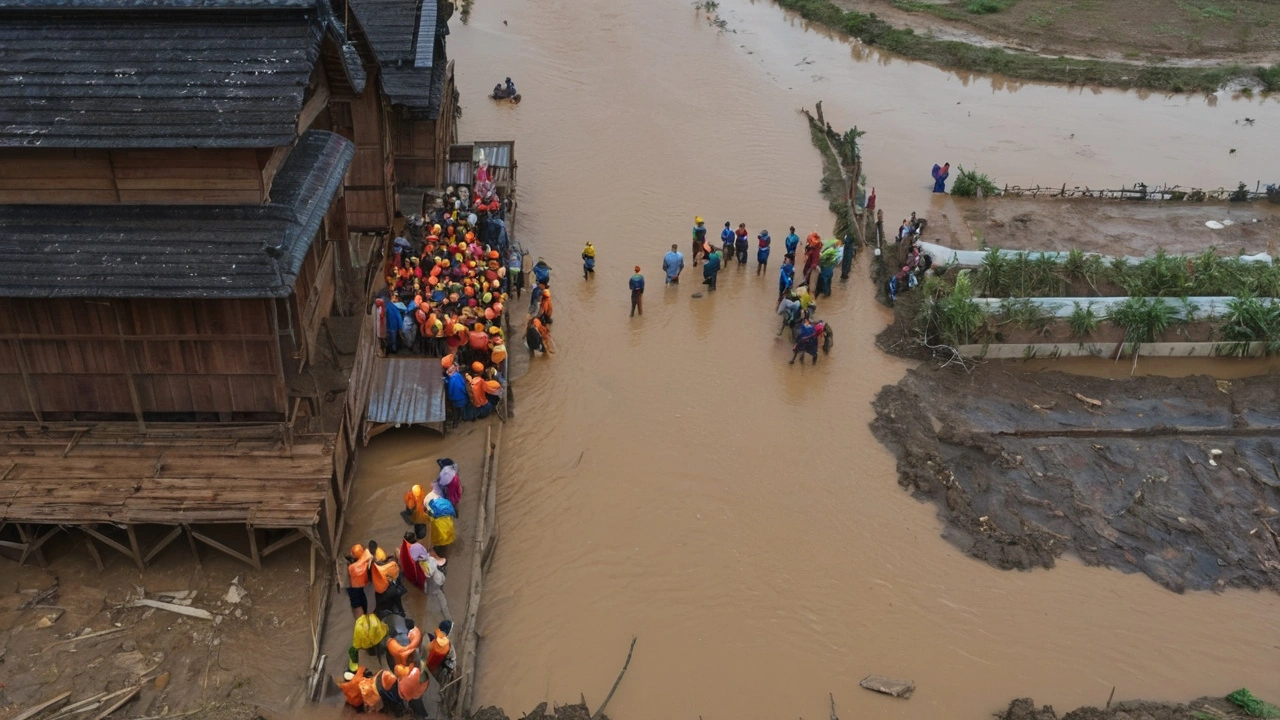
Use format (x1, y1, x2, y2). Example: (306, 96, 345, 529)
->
(695, 216, 704, 224)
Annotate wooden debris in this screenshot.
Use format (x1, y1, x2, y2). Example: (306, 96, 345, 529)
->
(47, 626, 127, 649)
(859, 674, 915, 699)
(1074, 393, 1102, 408)
(91, 686, 140, 720)
(591, 637, 637, 720)
(130, 598, 213, 620)
(12, 691, 72, 720)
(19, 584, 60, 610)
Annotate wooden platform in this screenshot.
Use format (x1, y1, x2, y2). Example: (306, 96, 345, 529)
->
(0, 422, 338, 569)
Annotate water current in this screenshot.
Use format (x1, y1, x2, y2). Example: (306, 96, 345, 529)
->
(356, 0, 1280, 717)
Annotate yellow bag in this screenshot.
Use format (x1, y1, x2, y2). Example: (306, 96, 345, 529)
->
(352, 614, 387, 650)
(429, 515, 456, 547)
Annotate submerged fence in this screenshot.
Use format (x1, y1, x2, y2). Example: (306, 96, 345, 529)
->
(997, 181, 1279, 202)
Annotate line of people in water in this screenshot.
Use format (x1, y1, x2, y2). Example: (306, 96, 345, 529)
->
(338, 458, 464, 717)
(580, 216, 846, 363)
(885, 212, 935, 303)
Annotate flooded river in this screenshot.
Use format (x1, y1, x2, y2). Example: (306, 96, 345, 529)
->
(358, 0, 1280, 717)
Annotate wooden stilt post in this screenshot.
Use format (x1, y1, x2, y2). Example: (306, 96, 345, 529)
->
(86, 536, 104, 571)
(246, 524, 261, 570)
(125, 525, 145, 570)
(182, 524, 200, 565)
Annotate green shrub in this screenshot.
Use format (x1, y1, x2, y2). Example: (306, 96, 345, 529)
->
(966, 0, 1014, 13)
(1110, 297, 1180, 344)
(951, 165, 1001, 197)
(1069, 302, 1101, 338)
(920, 272, 987, 346)
(999, 298, 1056, 334)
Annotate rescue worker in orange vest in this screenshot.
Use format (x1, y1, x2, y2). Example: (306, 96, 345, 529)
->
(371, 544, 406, 618)
(336, 666, 380, 711)
(402, 484, 430, 540)
(374, 668, 405, 715)
(345, 543, 374, 618)
(396, 664, 430, 718)
(425, 619, 454, 676)
(387, 618, 423, 668)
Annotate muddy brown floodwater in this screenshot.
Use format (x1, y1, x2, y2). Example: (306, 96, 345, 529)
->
(342, 0, 1280, 718)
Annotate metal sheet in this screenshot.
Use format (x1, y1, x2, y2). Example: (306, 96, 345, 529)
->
(473, 142, 512, 168)
(366, 356, 446, 425)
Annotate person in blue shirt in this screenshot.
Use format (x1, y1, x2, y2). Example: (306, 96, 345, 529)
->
(720, 222, 734, 263)
(778, 254, 795, 302)
(662, 244, 684, 285)
(384, 291, 404, 355)
(532, 259, 551, 286)
(445, 364, 468, 428)
(629, 266, 645, 317)
(702, 249, 721, 291)
(756, 230, 771, 275)
(790, 317, 818, 365)
(784, 226, 800, 256)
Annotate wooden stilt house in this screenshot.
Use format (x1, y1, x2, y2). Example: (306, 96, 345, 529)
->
(0, 0, 397, 569)
(349, 0, 459, 192)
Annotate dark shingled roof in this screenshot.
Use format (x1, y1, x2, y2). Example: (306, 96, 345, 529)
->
(350, 0, 447, 117)
(0, 131, 355, 299)
(0, 6, 323, 148)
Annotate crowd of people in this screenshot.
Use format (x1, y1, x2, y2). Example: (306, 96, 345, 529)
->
(616, 216, 846, 364)
(375, 155, 527, 424)
(884, 212, 935, 303)
(337, 458, 463, 717)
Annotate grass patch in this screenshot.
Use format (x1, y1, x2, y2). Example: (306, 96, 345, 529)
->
(774, 0, 1277, 93)
(966, 0, 1016, 15)
(1177, 0, 1236, 20)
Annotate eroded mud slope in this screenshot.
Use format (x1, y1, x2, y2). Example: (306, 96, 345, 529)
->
(872, 367, 1280, 593)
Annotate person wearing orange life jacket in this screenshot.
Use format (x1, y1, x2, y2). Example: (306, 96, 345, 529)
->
(425, 619, 454, 677)
(371, 544, 407, 618)
(374, 668, 405, 715)
(402, 484, 430, 539)
(336, 666, 379, 711)
(345, 544, 375, 617)
(386, 618, 423, 667)
(396, 664, 430, 717)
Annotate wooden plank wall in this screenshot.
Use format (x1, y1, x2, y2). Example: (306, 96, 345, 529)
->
(390, 61, 458, 190)
(0, 298, 286, 420)
(326, 79, 394, 233)
(0, 149, 266, 205)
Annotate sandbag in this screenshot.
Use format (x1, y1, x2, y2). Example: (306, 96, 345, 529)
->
(429, 515, 456, 547)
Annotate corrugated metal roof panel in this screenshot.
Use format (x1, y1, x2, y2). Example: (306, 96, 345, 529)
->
(366, 356, 446, 425)
(413, 0, 437, 68)
(474, 142, 511, 168)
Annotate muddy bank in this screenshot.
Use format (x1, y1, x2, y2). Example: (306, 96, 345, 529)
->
(473, 702, 601, 720)
(871, 366, 1280, 593)
(999, 694, 1268, 720)
(776, 0, 1280, 93)
(832, 0, 1280, 66)
(957, 198, 1280, 257)
(0, 545, 315, 720)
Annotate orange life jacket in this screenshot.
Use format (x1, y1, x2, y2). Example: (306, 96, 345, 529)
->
(468, 330, 490, 350)
(387, 626, 422, 667)
(397, 666, 429, 701)
(469, 377, 488, 408)
(426, 630, 451, 671)
(337, 667, 367, 707)
(347, 548, 373, 588)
